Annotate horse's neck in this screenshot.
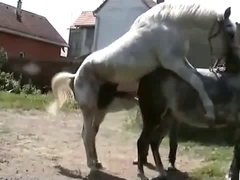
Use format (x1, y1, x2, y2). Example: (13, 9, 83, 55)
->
(226, 43, 240, 60)
(224, 44, 240, 73)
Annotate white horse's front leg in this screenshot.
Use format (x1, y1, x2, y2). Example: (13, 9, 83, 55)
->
(161, 55, 215, 125)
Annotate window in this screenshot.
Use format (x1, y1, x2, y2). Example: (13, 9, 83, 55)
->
(19, 52, 25, 58)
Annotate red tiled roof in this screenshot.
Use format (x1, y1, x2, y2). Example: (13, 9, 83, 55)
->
(73, 11, 96, 27)
(73, 0, 157, 27)
(0, 2, 68, 47)
(142, 0, 157, 8)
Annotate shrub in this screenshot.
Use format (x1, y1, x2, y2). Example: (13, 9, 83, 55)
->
(0, 47, 8, 64)
(0, 71, 41, 95)
(124, 107, 142, 131)
(21, 79, 42, 95)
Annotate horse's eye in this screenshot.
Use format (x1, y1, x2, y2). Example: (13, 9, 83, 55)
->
(226, 24, 232, 28)
(230, 33, 235, 38)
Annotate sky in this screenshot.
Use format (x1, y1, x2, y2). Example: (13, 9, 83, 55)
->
(1, 0, 103, 43)
(1, 0, 239, 43)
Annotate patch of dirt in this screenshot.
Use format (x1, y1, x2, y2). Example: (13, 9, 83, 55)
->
(0, 110, 203, 179)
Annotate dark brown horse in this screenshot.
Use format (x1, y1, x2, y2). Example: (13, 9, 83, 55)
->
(134, 15, 240, 180)
(136, 66, 240, 180)
(135, 8, 240, 180)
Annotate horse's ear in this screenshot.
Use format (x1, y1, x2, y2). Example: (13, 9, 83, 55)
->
(224, 7, 231, 19)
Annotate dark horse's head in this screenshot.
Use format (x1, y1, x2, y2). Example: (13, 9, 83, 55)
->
(209, 7, 237, 45)
(209, 7, 240, 72)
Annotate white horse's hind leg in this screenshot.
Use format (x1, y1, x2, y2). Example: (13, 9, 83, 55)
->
(81, 108, 106, 170)
(92, 110, 107, 167)
(73, 67, 107, 171)
(161, 55, 215, 124)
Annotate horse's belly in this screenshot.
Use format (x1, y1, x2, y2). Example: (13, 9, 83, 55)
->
(117, 82, 139, 93)
(174, 109, 209, 128)
(178, 107, 234, 128)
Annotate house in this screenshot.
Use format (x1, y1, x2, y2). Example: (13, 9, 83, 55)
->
(68, 11, 95, 58)
(68, 0, 240, 68)
(0, 1, 68, 60)
(68, 0, 163, 58)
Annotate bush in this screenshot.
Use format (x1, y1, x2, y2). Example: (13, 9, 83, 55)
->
(0, 71, 41, 95)
(0, 47, 8, 64)
(125, 106, 142, 131)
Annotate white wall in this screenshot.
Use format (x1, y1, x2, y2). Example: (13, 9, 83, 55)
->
(94, 0, 149, 51)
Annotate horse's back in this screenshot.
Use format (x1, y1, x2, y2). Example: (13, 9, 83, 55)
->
(132, 2, 221, 29)
(131, 2, 226, 64)
(138, 67, 235, 127)
(89, 29, 160, 83)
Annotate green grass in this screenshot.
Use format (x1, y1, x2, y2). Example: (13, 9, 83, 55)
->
(0, 91, 79, 111)
(179, 141, 232, 180)
(157, 138, 232, 180)
(190, 163, 227, 180)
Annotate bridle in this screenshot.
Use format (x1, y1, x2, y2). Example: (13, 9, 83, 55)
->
(208, 17, 225, 71)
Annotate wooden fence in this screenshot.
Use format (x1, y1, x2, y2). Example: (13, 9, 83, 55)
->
(1, 56, 86, 93)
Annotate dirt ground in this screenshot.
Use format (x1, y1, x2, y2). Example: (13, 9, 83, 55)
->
(0, 110, 204, 180)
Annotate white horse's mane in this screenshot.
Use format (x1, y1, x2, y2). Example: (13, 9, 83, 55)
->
(132, 3, 225, 29)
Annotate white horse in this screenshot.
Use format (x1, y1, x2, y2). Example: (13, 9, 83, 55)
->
(46, 2, 236, 174)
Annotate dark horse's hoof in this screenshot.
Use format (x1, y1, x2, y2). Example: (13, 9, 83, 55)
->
(168, 166, 177, 171)
(133, 158, 148, 165)
(133, 158, 138, 165)
(151, 176, 167, 180)
(168, 164, 177, 172)
(95, 162, 104, 170)
(151, 171, 167, 180)
(90, 161, 104, 171)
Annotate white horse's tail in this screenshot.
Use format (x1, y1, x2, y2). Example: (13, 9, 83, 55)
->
(47, 72, 76, 116)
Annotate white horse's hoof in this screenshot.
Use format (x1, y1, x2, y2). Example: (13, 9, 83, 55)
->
(204, 109, 215, 120)
(204, 113, 215, 128)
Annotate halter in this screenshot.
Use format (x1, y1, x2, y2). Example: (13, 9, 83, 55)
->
(208, 17, 224, 71)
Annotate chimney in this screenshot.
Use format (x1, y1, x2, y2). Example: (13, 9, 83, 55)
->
(16, 0, 22, 22)
(157, 0, 164, 3)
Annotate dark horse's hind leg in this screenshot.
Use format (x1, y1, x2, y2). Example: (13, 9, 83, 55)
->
(137, 112, 156, 180)
(168, 119, 179, 171)
(133, 117, 179, 174)
(150, 118, 172, 180)
(137, 106, 170, 180)
(226, 129, 240, 180)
